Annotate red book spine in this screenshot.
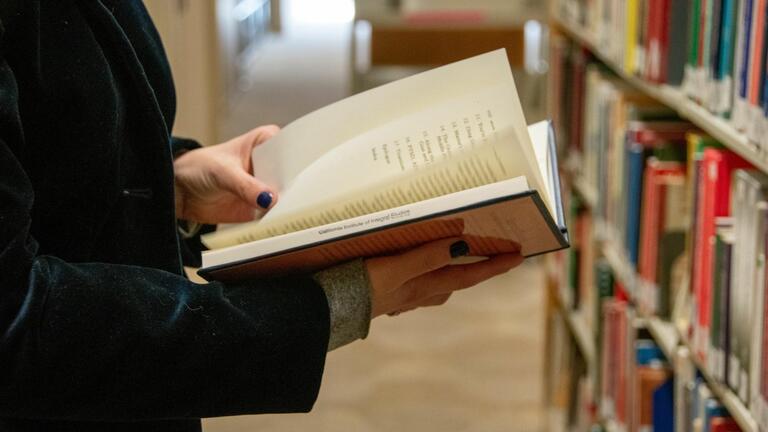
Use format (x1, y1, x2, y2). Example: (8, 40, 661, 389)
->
(645, 0, 661, 80)
(657, 0, 672, 83)
(697, 149, 752, 361)
(617, 302, 629, 426)
(709, 416, 742, 431)
(749, 0, 767, 106)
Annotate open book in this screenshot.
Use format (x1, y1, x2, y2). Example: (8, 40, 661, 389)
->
(199, 49, 568, 282)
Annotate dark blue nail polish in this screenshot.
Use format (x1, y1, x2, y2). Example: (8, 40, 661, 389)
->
(257, 191, 273, 209)
(450, 241, 469, 258)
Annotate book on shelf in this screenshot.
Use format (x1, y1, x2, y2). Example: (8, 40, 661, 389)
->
(563, 194, 584, 309)
(732, 0, 755, 129)
(555, 0, 768, 151)
(711, 417, 743, 431)
(637, 157, 687, 319)
(651, 376, 675, 432)
(751, 201, 768, 424)
(679, 375, 742, 432)
(760, 209, 768, 431)
(675, 347, 696, 432)
(578, 207, 596, 329)
(633, 340, 672, 431)
(728, 169, 768, 404)
(197, 50, 568, 281)
(595, 259, 615, 346)
(692, 147, 752, 365)
(710, 217, 734, 384)
(624, 122, 689, 269)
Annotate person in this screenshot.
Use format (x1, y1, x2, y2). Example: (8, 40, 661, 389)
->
(0, 1, 524, 431)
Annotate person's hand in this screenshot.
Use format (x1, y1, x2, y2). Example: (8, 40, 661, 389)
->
(365, 238, 524, 318)
(174, 125, 279, 224)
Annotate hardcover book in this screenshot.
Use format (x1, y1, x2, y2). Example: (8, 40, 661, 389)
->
(693, 148, 751, 364)
(728, 169, 768, 402)
(196, 50, 569, 281)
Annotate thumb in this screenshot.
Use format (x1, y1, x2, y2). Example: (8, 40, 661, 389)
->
(221, 168, 278, 211)
(247, 124, 281, 149)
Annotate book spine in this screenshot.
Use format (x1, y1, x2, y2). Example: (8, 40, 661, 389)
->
(747, 0, 768, 144)
(698, 0, 714, 101)
(711, 227, 725, 378)
(715, 0, 738, 115)
(685, 0, 704, 95)
(720, 230, 734, 383)
(707, 0, 724, 110)
(668, 0, 693, 85)
(749, 204, 768, 413)
(626, 142, 646, 268)
(626, 0, 640, 73)
(733, 0, 755, 130)
(761, 216, 768, 431)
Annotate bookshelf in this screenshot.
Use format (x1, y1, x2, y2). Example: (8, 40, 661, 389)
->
(545, 5, 768, 432)
(599, 235, 759, 432)
(566, 307, 598, 368)
(550, 17, 766, 174)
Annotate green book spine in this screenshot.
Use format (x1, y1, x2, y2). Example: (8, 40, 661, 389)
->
(689, 0, 703, 67)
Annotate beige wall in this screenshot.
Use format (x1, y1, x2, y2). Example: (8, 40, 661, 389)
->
(143, 0, 221, 146)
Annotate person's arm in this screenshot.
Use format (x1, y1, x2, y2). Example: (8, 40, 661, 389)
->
(0, 38, 330, 423)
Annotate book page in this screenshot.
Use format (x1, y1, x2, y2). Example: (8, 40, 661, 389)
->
(204, 50, 548, 249)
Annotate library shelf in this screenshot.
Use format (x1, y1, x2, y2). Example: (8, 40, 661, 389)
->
(551, 280, 597, 369)
(564, 308, 596, 368)
(572, 175, 598, 210)
(549, 13, 763, 432)
(563, 154, 598, 209)
(602, 418, 621, 432)
(550, 17, 768, 174)
(645, 317, 678, 363)
(680, 337, 759, 432)
(600, 240, 637, 300)
(598, 232, 758, 432)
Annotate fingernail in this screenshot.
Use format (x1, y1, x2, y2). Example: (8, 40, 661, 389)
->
(449, 240, 469, 258)
(256, 191, 273, 209)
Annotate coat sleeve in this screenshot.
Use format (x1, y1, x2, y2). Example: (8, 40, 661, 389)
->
(0, 27, 330, 423)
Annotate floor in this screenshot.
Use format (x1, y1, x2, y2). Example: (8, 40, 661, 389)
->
(203, 262, 545, 432)
(205, 1, 547, 430)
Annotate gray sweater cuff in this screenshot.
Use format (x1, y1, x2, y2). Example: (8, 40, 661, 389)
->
(313, 259, 372, 351)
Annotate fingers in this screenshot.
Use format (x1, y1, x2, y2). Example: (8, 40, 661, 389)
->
(404, 253, 524, 302)
(388, 293, 452, 317)
(386, 237, 467, 285)
(415, 292, 452, 308)
(387, 253, 522, 317)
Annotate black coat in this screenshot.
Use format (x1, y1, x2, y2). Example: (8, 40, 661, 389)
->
(0, 1, 330, 431)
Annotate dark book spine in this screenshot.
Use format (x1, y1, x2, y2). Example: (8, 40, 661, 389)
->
(711, 0, 725, 82)
(721, 236, 733, 385)
(668, 0, 693, 84)
(739, 0, 755, 99)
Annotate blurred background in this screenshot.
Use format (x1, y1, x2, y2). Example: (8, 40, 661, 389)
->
(143, 0, 549, 431)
